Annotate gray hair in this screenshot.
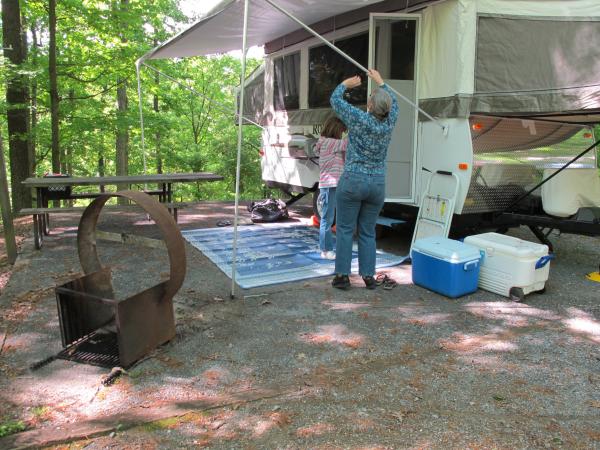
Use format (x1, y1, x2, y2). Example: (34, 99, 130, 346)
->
(369, 87, 392, 121)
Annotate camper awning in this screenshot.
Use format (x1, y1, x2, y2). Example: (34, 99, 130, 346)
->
(143, 0, 433, 60)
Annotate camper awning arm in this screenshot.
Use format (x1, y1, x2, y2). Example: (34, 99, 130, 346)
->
(264, 0, 448, 135)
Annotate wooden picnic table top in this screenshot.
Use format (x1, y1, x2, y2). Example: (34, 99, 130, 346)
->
(22, 172, 223, 187)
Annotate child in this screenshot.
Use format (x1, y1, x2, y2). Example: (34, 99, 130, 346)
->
(313, 116, 347, 260)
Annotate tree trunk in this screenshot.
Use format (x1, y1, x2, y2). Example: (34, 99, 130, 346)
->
(29, 23, 39, 176)
(98, 153, 105, 193)
(115, 0, 129, 198)
(116, 83, 129, 176)
(115, 80, 129, 195)
(2, 0, 31, 212)
(0, 134, 18, 264)
(153, 47, 162, 174)
(49, 0, 60, 174)
(63, 90, 74, 175)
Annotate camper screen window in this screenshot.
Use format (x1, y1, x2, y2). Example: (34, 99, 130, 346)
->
(309, 33, 368, 108)
(273, 52, 300, 111)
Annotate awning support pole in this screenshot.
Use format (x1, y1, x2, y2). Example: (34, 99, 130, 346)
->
(263, 0, 447, 135)
(140, 61, 266, 131)
(231, 0, 250, 299)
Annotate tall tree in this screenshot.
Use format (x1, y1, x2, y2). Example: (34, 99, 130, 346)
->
(115, 0, 129, 194)
(2, 0, 31, 212)
(153, 39, 162, 174)
(48, 0, 60, 173)
(29, 22, 39, 176)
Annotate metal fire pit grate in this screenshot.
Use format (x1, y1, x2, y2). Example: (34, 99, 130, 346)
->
(56, 329, 120, 368)
(51, 190, 186, 369)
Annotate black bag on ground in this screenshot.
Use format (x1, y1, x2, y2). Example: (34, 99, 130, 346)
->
(247, 198, 289, 223)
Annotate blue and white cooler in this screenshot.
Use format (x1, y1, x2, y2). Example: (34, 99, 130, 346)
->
(464, 232, 554, 301)
(411, 237, 482, 298)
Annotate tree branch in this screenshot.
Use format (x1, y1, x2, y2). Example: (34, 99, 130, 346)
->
(66, 80, 125, 100)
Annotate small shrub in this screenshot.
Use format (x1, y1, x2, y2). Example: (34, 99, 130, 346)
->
(0, 420, 26, 437)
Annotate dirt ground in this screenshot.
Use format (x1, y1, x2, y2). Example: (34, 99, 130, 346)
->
(1, 200, 599, 449)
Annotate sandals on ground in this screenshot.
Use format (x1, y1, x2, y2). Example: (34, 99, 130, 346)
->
(375, 273, 398, 290)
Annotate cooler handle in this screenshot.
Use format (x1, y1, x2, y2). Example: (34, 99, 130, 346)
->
(535, 254, 555, 269)
(463, 260, 479, 272)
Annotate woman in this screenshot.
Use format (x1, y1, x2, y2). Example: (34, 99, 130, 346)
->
(330, 69, 399, 290)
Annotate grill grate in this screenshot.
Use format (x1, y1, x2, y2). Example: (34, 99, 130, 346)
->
(57, 329, 120, 368)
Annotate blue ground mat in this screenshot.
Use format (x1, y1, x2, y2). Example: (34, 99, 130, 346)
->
(182, 224, 409, 289)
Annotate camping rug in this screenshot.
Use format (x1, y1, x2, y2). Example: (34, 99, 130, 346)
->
(182, 224, 409, 289)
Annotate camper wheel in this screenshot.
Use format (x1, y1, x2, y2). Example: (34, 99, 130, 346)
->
(509, 287, 525, 302)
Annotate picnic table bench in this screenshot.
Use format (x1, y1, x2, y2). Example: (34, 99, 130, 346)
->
(21, 172, 223, 249)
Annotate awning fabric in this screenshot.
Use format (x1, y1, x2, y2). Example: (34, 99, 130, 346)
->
(144, 0, 392, 60)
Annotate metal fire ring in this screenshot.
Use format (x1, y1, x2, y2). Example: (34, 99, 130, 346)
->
(77, 190, 186, 300)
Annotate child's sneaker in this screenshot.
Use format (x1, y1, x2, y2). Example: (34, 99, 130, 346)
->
(331, 274, 350, 290)
(320, 251, 336, 260)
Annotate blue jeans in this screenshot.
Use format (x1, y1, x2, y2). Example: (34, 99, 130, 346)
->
(318, 187, 336, 252)
(335, 171, 385, 277)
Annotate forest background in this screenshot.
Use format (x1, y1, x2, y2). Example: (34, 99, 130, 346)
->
(0, 0, 265, 215)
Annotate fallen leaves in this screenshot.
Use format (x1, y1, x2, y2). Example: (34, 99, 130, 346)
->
(269, 411, 292, 427)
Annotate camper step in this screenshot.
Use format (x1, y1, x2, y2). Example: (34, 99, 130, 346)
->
(376, 216, 406, 228)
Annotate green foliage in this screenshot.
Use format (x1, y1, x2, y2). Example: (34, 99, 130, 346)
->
(31, 406, 49, 418)
(0, 420, 26, 437)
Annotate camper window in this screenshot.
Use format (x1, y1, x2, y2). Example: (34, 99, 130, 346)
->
(273, 52, 300, 111)
(308, 32, 369, 108)
(388, 20, 416, 81)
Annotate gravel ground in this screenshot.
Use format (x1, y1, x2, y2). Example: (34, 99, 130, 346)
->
(0, 200, 599, 449)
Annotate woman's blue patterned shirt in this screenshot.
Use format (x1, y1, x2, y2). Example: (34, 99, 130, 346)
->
(330, 83, 399, 176)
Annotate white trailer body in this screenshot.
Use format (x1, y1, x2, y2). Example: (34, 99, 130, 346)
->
(243, 0, 600, 219)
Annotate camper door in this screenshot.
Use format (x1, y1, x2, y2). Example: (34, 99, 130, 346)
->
(368, 13, 419, 203)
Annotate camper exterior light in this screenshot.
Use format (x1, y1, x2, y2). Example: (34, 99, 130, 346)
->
(472, 123, 483, 131)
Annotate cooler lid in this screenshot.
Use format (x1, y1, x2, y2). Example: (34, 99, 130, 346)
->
(412, 237, 481, 263)
(464, 232, 548, 258)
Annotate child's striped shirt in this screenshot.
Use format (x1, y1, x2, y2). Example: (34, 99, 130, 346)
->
(314, 136, 347, 188)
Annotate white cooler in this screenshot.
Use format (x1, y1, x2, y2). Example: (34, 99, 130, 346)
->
(463, 233, 554, 300)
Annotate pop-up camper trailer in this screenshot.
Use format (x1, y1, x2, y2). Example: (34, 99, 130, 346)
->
(140, 0, 600, 250)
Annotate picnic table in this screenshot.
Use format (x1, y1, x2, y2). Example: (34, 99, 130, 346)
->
(21, 172, 223, 249)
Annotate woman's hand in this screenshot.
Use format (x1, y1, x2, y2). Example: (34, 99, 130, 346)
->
(367, 69, 384, 87)
(342, 75, 362, 89)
